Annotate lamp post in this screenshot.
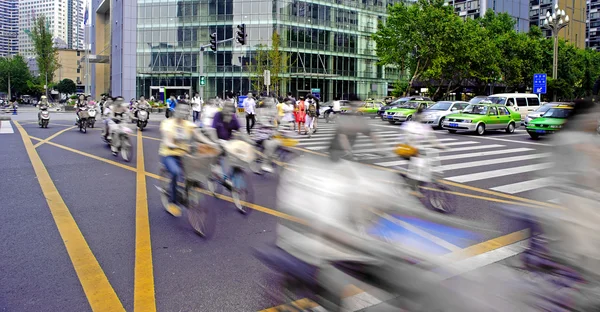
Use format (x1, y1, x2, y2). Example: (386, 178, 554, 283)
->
(542, 3, 570, 101)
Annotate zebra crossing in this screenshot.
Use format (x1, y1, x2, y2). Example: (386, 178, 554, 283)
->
(288, 121, 553, 197)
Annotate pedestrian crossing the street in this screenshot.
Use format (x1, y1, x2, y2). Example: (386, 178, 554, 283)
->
(285, 121, 553, 197)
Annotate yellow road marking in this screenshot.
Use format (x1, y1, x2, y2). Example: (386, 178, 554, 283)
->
(33, 126, 77, 148)
(29, 136, 136, 172)
(13, 121, 125, 311)
(134, 132, 157, 311)
(443, 228, 530, 262)
(259, 285, 362, 312)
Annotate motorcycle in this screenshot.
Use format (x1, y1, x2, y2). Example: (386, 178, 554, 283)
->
(76, 106, 89, 133)
(86, 103, 97, 128)
(135, 107, 149, 131)
(38, 106, 50, 128)
(156, 143, 219, 237)
(104, 119, 134, 162)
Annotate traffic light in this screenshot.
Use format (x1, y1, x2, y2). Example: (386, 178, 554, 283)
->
(236, 24, 246, 45)
(200, 76, 206, 86)
(209, 32, 217, 52)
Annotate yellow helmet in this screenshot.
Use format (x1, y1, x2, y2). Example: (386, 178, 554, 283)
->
(394, 144, 418, 159)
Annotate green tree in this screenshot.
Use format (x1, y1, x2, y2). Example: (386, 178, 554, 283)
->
(374, 0, 461, 95)
(31, 15, 60, 84)
(248, 44, 268, 94)
(0, 55, 32, 98)
(247, 30, 289, 96)
(55, 78, 77, 95)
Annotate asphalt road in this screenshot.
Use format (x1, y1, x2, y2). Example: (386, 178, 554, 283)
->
(0, 110, 553, 312)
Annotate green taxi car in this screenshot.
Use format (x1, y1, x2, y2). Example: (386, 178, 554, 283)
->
(526, 105, 573, 139)
(442, 103, 521, 135)
(358, 99, 385, 118)
(384, 100, 435, 124)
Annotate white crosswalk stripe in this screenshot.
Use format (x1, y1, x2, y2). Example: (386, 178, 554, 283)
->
(0, 120, 14, 134)
(285, 120, 553, 195)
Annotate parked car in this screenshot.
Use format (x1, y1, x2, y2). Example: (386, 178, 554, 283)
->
(486, 93, 541, 116)
(420, 101, 470, 128)
(442, 102, 521, 135)
(320, 100, 349, 119)
(377, 96, 432, 120)
(468, 96, 489, 104)
(526, 104, 573, 139)
(357, 99, 385, 118)
(384, 100, 435, 124)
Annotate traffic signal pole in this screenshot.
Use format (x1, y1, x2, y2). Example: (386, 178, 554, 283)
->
(199, 25, 245, 99)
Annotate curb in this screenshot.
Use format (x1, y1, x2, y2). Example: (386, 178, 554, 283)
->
(0, 115, 11, 120)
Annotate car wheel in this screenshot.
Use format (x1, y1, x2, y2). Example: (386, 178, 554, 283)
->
(438, 117, 445, 129)
(406, 115, 412, 122)
(529, 132, 539, 140)
(388, 121, 396, 125)
(506, 122, 515, 133)
(447, 130, 457, 134)
(476, 123, 485, 135)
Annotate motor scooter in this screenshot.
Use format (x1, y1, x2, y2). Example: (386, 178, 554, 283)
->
(38, 106, 50, 128)
(86, 103, 97, 128)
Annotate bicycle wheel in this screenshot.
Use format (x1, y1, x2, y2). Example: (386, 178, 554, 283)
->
(158, 167, 171, 212)
(423, 182, 455, 214)
(231, 168, 253, 215)
(187, 189, 216, 238)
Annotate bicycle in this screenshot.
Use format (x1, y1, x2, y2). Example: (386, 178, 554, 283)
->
(156, 144, 219, 237)
(394, 145, 456, 214)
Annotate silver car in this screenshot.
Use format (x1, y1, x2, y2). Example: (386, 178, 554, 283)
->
(521, 102, 567, 126)
(420, 101, 470, 128)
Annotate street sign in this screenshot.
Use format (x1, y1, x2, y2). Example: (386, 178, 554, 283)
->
(263, 70, 271, 86)
(533, 73, 547, 94)
(311, 88, 321, 100)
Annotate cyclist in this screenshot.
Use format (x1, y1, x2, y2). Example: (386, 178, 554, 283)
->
(159, 100, 216, 217)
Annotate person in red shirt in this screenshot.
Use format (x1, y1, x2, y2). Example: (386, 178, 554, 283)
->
(295, 96, 306, 135)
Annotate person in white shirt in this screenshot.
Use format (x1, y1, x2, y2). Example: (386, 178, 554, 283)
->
(191, 92, 203, 123)
(243, 92, 257, 134)
(201, 98, 219, 128)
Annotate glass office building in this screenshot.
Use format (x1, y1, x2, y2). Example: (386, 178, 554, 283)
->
(135, 0, 401, 101)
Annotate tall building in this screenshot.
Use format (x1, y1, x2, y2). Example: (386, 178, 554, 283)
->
(18, 0, 85, 58)
(0, 0, 18, 57)
(587, 0, 600, 50)
(530, 0, 587, 49)
(90, 0, 401, 101)
(446, 0, 530, 32)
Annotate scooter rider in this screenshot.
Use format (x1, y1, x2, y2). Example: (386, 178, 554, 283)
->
(75, 94, 87, 125)
(159, 100, 217, 217)
(133, 96, 150, 120)
(37, 96, 49, 122)
(103, 96, 129, 153)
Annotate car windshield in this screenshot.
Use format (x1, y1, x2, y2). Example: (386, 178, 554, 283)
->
(399, 101, 419, 109)
(543, 108, 572, 118)
(486, 97, 507, 105)
(535, 104, 556, 113)
(463, 104, 489, 115)
(429, 102, 452, 110)
(469, 97, 487, 104)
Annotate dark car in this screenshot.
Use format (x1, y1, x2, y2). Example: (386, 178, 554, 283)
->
(377, 96, 432, 120)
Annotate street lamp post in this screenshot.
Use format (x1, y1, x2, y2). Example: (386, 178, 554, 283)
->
(542, 3, 570, 101)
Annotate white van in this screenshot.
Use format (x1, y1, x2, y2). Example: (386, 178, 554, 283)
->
(485, 93, 541, 115)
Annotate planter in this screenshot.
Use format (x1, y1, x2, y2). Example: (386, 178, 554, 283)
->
(64, 106, 76, 111)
